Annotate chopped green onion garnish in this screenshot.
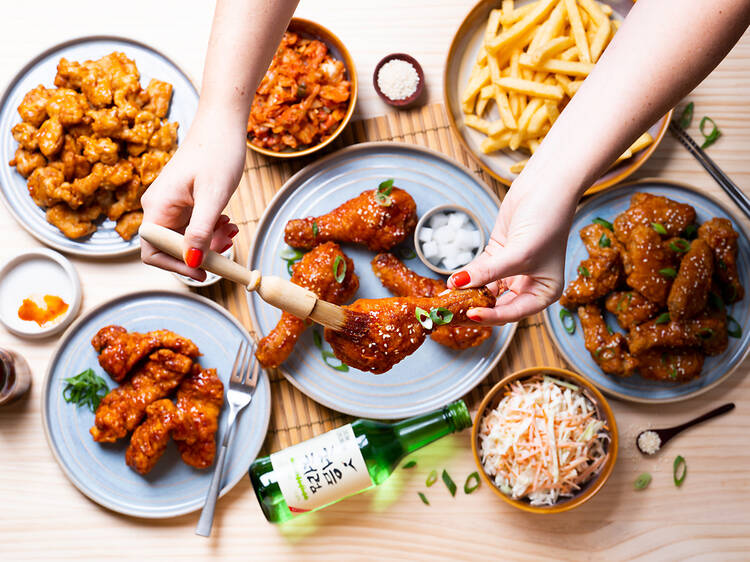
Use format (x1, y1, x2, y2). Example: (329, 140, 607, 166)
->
(598, 233, 611, 248)
(727, 315, 742, 338)
(679, 102, 694, 129)
(375, 192, 392, 206)
(332, 255, 346, 283)
(708, 292, 725, 311)
(322, 350, 349, 372)
(592, 217, 613, 230)
(669, 239, 691, 253)
(398, 247, 416, 260)
(464, 471, 481, 494)
(578, 265, 590, 278)
(287, 260, 296, 276)
(606, 324, 614, 335)
(430, 307, 453, 326)
(312, 221, 319, 237)
(415, 307, 433, 330)
(699, 116, 721, 149)
(669, 366, 678, 380)
(651, 222, 668, 236)
(442, 469, 457, 497)
(418, 492, 430, 505)
(402, 460, 417, 469)
(426, 469, 438, 487)
(655, 312, 670, 324)
(62, 368, 109, 412)
(559, 308, 575, 335)
(634, 473, 652, 490)
(697, 328, 714, 340)
(683, 224, 698, 240)
(378, 178, 394, 196)
(312, 329, 323, 349)
(616, 292, 633, 312)
(659, 267, 677, 279)
(673, 455, 687, 486)
(280, 247, 304, 261)
(718, 258, 727, 270)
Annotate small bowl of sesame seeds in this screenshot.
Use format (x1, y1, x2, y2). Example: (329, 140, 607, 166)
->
(373, 53, 425, 108)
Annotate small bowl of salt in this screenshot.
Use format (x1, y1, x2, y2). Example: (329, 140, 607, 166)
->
(373, 53, 425, 108)
(414, 204, 485, 276)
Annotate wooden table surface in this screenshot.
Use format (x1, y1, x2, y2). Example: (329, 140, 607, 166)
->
(1, 1, 749, 560)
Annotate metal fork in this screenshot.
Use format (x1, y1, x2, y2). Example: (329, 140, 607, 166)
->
(195, 340, 260, 537)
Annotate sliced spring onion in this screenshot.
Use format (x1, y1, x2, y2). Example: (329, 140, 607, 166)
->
(312, 329, 323, 349)
(659, 267, 677, 279)
(718, 258, 727, 271)
(655, 312, 671, 324)
(727, 315, 742, 338)
(280, 247, 304, 261)
(62, 368, 109, 412)
(578, 265, 591, 278)
(669, 366, 678, 380)
(651, 222, 668, 236)
(402, 460, 417, 469)
(679, 102, 694, 129)
(426, 469, 438, 487)
(606, 324, 614, 335)
(418, 492, 430, 505)
(464, 471, 481, 494)
(697, 328, 714, 340)
(332, 255, 346, 283)
(669, 239, 691, 253)
(543, 375, 579, 391)
(398, 247, 416, 260)
(287, 260, 296, 277)
(312, 221, 319, 237)
(430, 307, 453, 326)
(375, 192, 393, 206)
(592, 217, 613, 230)
(617, 292, 633, 312)
(599, 233, 611, 248)
(415, 307, 433, 330)
(378, 178, 394, 196)
(683, 224, 698, 240)
(322, 350, 349, 372)
(699, 116, 721, 149)
(634, 472, 652, 490)
(673, 455, 687, 486)
(709, 291, 725, 311)
(559, 308, 575, 335)
(442, 469, 457, 497)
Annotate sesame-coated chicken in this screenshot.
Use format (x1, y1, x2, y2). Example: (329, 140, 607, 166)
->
(667, 238, 714, 320)
(578, 304, 638, 377)
(613, 192, 696, 244)
(125, 399, 179, 475)
(698, 218, 745, 304)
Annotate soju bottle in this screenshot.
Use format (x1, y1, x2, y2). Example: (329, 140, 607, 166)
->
(249, 399, 471, 523)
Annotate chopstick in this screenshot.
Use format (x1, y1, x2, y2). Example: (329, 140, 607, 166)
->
(668, 120, 750, 220)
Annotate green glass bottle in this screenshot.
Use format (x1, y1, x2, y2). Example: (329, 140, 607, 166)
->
(249, 399, 471, 523)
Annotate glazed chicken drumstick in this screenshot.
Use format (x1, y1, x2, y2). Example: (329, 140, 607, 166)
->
(324, 288, 495, 374)
(284, 186, 417, 251)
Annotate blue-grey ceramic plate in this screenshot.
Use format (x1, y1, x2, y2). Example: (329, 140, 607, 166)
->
(42, 290, 271, 518)
(247, 142, 517, 419)
(544, 180, 750, 403)
(0, 36, 198, 257)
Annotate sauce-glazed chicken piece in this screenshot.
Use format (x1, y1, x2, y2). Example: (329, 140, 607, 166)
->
(125, 398, 178, 475)
(636, 349, 705, 383)
(114, 210, 143, 241)
(624, 225, 678, 306)
(91, 325, 201, 382)
(613, 193, 696, 243)
(45, 203, 102, 239)
(667, 239, 714, 320)
(698, 218, 745, 304)
(284, 187, 418, 252)
(605, 291, 660, 330)
(628, 311, 728, 356)
(577, 304, 638, 377)
(256, 242, 359, 368)
(90, 349, 193, 443)
(172, 365, 224, 469)
(371, 252, 492, 350)
(325, 288, 495, 374)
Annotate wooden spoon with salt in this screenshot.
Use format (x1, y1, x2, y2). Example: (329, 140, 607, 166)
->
(636, 403, 735, 455)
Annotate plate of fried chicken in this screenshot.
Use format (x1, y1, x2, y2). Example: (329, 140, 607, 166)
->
(545, 180, 750, 403)
(41, 291, 270, 518)
(248, 142, 517, 419)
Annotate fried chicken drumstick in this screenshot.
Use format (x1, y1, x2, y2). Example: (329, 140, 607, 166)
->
(324, 288, 495, 374)
(371, 253, 492, 350)
(256, 242, 359, 368)
(284, 187, 417, 251)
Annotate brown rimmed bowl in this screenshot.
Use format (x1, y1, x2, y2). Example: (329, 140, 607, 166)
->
(471, 366, 618, 514)
(245, 18, 358, 159)
(373, 53, 425, 108)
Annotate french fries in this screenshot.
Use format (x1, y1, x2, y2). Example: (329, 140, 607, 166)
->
(461, 0, 653, 173)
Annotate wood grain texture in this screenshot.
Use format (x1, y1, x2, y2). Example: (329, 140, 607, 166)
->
(0, 1, 749, 560)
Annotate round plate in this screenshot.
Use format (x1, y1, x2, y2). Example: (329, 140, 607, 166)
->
(443, 0, 670, 195)
(41, 290, 271, 518)
(543, 180, 750, 403)
(0, 36, 199, 256)
(247, 142, 517, 419)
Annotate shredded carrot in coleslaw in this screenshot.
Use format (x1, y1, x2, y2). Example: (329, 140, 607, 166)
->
(479, 375, 610, 506)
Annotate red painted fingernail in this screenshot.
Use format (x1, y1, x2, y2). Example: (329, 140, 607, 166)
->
(452, 271, 470, 287)
(185, 248, 203, 268)
(467, 313, 480, 322)
(229, 226, 239, 238)
(220, 242, 233, 253)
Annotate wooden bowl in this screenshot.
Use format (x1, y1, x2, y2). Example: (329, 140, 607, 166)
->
(373, 53, 425, 108)
(245, 18, 358, 159)
(471, 366, 618, 514)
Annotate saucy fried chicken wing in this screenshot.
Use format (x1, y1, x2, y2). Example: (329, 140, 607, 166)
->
(624, 225, 677, 306)
(371, 252, 493, 350)
(256, 242, 359, 368)
(605, 291, 660, 330)
(698, 218, 745, 304)
(324, 288, 495, 374)
(667, 238, 714, 320)
(578, 304, 638, 377)
(91, 325, 201, 382)
(635, 349, 705, 383)
(172, 365, 224, 469)
(613, 193, 696, 243)
(628, 311, 728, 356)
(284, 187, 418, 251)
(90, 349, 193, 443)
(125, 398, 178, 475)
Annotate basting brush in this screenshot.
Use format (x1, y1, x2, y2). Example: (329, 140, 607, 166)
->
(138, 223, 366, 334)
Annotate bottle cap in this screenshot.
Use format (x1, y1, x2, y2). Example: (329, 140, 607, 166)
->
(445, 399, 472, 431)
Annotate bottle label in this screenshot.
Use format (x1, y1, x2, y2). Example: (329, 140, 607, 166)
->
(270, 424, 373, 513)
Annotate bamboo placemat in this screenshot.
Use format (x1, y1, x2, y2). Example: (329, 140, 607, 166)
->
(196, 103, 567, 453)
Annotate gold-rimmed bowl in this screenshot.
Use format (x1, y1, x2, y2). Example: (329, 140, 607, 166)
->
(245, 18, 358, 159)
(471, 366, 618, 514)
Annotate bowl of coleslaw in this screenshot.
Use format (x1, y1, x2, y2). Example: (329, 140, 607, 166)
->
(471, 367, 618, 514)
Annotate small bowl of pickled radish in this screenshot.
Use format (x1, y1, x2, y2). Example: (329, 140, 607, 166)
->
(414, 204, 485, 275)
(472, 366, 618, 514)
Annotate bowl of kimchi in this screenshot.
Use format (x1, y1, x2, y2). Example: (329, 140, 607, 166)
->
(246, 18, 357, 158)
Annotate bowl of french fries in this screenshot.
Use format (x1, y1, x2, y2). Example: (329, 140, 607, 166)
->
(443, 0, 670, 195)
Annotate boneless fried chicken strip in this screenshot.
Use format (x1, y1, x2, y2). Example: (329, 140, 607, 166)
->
(624, 225, 677, 306)
(559, 252, 622, 309)
(636, 349, 705, 383)
(284, 187, 418, 252)
(605, 291, 660, 330)
(256, 242, 359, 368)
(324, 288, 495, 374)
(125, 399, 178, 475)
(90, 350, 193, 443)
(578, 304, 638, 377)
(667, 239, 714, 320)
(698, 218, 745, 304)
(613, 193, 696, 243)
(628, 311, 728, 356)
(371, 253, 492, 350)
(91, 325, 200, 382)
(172, 365, 224, 469)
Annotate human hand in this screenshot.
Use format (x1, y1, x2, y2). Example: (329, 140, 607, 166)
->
(140, 109, 246, 281)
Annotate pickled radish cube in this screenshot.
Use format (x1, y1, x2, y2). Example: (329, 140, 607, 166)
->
(442, 254, 463, 270)
(422, 240, 439, 259)
(454, 251, 474, 266)
(418, 227, 433, 243)
(430, 213, 449, 229)
(448, 212, 469, 229)
(433, 225, 455, 245)
(456, 228, 482, 250)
